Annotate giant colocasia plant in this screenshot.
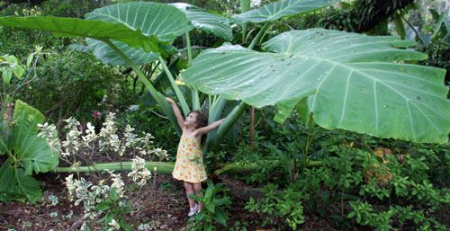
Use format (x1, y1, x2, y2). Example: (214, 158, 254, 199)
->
(0, 0, 448, 201)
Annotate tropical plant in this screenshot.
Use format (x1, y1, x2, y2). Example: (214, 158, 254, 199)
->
(245, 183, 306, 229)
(0, 0, 448, 184)
(0, 100, 59, 202)
(188, 180, 232, 231)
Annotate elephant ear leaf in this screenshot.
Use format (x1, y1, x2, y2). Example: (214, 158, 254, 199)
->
(183, 29, 450, 143)
(81, 2, 192, 66)
(85, 2, 193, 42)
(0, 16, 161, 53)
(0, 100, 59, 202)
(171, 3, 233, 41)
(83, 38, 159, 66)
(232, 0, 340, 24)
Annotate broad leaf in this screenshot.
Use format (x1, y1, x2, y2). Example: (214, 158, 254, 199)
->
(183, 29, 450, 143)
(0, 159, 41, 202)
(72, 39, 159, 66)
(171, 3, 233, 40)
(85, 2, 193, 42)
(80, 2, 193, 66)
(0, 100, 59, 202)
(232, 0, 340, 24)
(0, 16, 161, 53)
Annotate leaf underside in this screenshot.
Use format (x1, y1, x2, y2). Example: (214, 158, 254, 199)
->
(232, 0, 340, 24)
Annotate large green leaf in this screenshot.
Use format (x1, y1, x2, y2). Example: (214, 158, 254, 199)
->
(79, 2, 193, 66)
(183, 29, 450, 143)
(0, 100, 59, 202)
(232, 0, 340, 24)
(71, 39, 159, 66)
(0, 16, 161, 53)
(85, 2, 193, 42)
(171, 3, 232, 40)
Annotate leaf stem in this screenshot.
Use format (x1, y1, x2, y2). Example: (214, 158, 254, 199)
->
(157, 56, 190, 116)
(103, 39, 181, 134)
(248, 22, 269, 50)
(186, 32, 200, 110)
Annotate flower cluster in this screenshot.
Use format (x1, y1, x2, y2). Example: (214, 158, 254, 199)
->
(65, 171, 126, 220)
(98, 113, 124, 155)
(59, 112, 168, 161)
(37, 122, 61, 153)
(60, 112, 169, 229)
(61, 117, 82, 157)
(128, 156, 151, 186)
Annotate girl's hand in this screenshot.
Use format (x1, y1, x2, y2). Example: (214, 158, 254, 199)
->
(166, 97, 175, 104)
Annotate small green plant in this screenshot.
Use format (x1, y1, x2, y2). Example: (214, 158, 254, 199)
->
(188, 180, 231, 231)
(228, 221, 249, 231)
(245, 183, 305, 230)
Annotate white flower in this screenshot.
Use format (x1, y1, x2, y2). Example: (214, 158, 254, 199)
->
(62, 127, 82, 156)
(82, 122, 97, 146)
(37, 122, 61, 152)
(110, 172, 125, 198)
(128, 157, 151, 186)
(65, 174, 76, 197)
(64, 117, 80, 130)
(150, 148, 169, 161)
(140, 132, 154, 149)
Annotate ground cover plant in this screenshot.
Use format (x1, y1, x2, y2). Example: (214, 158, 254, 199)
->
(0, 0, 449, 230)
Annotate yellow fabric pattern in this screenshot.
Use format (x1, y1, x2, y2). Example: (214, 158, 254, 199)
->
(172, 134, 207, 183)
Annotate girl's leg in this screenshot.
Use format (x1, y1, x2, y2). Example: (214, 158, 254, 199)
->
(193, 182, 203, 210)
(184, 181, 196, 208)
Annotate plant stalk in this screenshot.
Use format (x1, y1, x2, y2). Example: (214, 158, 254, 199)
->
(103, 39, 181, 134)
(248, 23, 269, 50)
(185, 32, 200, 110)
(55, 162, 174, 174)
(157, 56, 190, 116)
(240, 0, 251, 43)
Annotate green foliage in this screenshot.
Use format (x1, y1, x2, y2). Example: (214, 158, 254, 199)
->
(307, 144, 449, 230)
(183, 28, 449, 143)
(232, 0, 340, 24)
(0, 100, 59, 202)
(96, 188, 133, 231)
(0, 54, 25, 85)
(188, 180, 232, 231)
(0, 16, 162, 53)
(245, 183, 305, 230)
(421, 37, 450, 85)
(16, 50, 130, 124)
(238, 122, 449, 230)
(171, 3, 233, 41)
(116, 107, 179, 156)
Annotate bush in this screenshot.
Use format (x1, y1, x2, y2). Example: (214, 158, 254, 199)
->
(242, 128, 450, 230)
(15, 50, 135, 124)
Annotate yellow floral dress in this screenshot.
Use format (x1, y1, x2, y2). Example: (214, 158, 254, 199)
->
(172, 134, 207, 183)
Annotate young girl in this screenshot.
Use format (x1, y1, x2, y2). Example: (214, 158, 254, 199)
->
(166, 97, 224, 216)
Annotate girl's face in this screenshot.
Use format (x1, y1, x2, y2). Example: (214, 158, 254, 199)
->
(185, 112, 198, 127)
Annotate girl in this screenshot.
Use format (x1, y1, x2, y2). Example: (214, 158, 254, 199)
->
(166, 97, 224, 216)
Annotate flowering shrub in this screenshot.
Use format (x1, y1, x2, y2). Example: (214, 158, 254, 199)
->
(39, 112, 170, 230)
(53, 112, 168, 170)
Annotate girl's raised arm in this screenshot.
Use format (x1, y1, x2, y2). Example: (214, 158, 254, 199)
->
(166, 97, 185, 129)
(197, 118, 225, 136)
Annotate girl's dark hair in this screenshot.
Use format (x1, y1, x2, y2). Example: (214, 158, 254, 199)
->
(189, 110, 208, 128)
